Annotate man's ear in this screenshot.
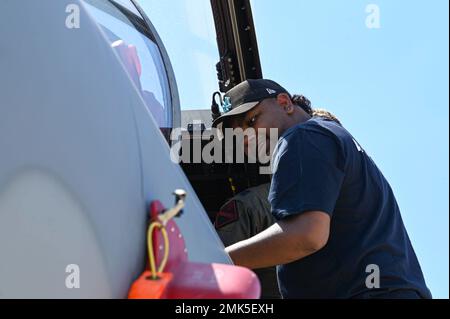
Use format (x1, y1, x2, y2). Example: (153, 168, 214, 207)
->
(277, 93, 295, 114)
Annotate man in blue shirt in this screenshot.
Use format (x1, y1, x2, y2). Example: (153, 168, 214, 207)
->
(212, 79, 432, 299)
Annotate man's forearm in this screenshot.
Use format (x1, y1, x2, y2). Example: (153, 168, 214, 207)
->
(225, 217, 324, 269)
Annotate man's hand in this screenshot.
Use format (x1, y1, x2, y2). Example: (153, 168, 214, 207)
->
(225, 211, 330, 269)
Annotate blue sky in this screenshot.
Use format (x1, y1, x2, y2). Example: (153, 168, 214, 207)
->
(141, 0, 449, 298)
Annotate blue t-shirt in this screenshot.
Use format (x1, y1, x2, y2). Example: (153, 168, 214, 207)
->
(269, 116, 432, 299)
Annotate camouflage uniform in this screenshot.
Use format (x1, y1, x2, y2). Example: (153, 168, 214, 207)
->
(214, 183, 281, 299)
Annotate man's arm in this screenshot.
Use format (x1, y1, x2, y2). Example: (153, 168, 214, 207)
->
(225, 211, 330, 269)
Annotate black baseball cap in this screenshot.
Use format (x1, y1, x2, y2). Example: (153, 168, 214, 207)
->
(212, 79, 290, 129)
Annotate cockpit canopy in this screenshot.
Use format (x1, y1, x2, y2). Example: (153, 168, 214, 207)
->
(84, 0, 177, 129)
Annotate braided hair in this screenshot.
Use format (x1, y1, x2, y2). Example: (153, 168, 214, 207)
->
(291, 94, 342, 126)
